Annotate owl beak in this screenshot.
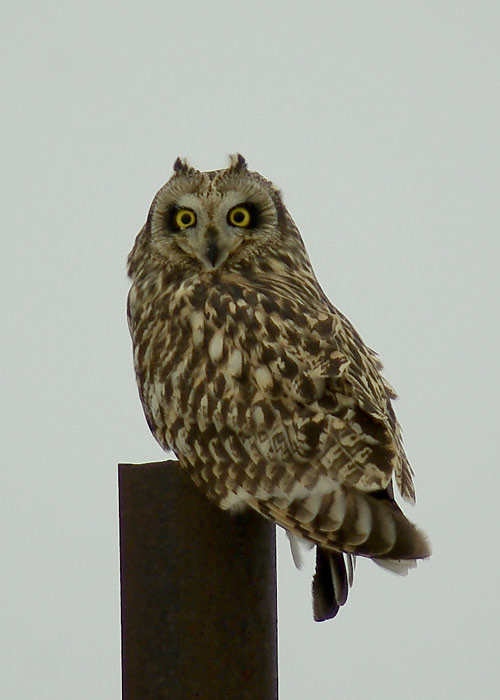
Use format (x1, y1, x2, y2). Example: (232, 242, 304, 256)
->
(201, 226, 225, 269)
(188, 225, 235, 270)
(206, 241, 219, 267)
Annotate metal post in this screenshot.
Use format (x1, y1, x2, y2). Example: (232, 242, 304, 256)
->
(119, 461, 278, 700)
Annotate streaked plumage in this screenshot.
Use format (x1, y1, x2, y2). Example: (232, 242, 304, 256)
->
(127, 154, 430, 621)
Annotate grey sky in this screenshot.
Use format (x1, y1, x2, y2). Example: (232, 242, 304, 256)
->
(2, 1, 499, 698)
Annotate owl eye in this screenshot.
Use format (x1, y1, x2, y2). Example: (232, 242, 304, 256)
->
(227, 204, 256, 228)
(174, 208, 197, 230)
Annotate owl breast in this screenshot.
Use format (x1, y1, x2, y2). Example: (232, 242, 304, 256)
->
(129, 271, 393, 507)
(131, 275, 300, 501)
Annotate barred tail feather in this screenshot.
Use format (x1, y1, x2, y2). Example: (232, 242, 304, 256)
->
(246, 486, 430, 622)
(312, 487, 431, 562)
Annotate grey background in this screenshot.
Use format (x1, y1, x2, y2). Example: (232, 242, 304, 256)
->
(2, 1, 499, 698)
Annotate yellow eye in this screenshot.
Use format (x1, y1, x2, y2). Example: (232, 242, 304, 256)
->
(175, 208, 196, 229)
(228, 205, 252, 228)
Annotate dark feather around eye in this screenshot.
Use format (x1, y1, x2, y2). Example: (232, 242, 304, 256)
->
(166, 207, 180, 231)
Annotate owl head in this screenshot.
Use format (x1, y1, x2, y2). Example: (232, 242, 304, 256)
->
(128, 155, 311, 278)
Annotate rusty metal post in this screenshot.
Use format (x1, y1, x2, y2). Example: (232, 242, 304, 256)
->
(119, 461, 278, 700)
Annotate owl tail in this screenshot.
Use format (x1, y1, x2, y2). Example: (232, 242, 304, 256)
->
(304, 486, 431, 562)
(248, 487, 430, 620)
(312, 549, 355, 622)
(353, 491, 431, 562)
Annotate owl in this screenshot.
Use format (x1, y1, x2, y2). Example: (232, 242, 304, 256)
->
(127, 154, 430, 621)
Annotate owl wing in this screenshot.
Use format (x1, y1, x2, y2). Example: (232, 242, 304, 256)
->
(239, 300, 424, 563)
(228, 272, 415, 502)
(291, 305, 416, 502)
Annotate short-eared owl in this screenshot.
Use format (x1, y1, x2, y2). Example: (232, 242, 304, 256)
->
(127, 154, 430, 621)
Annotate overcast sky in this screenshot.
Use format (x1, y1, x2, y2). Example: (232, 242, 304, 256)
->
(2, 1, 499, 698)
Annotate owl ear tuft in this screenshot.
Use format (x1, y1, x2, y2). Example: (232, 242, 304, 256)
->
(228, 153, 248, 172)
(173, 157, 196, 175)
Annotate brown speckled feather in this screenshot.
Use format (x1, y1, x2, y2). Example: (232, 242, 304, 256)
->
(127, 155, 430, 620)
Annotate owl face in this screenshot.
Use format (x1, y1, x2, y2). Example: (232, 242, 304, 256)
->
(147, 155, 281, 271)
